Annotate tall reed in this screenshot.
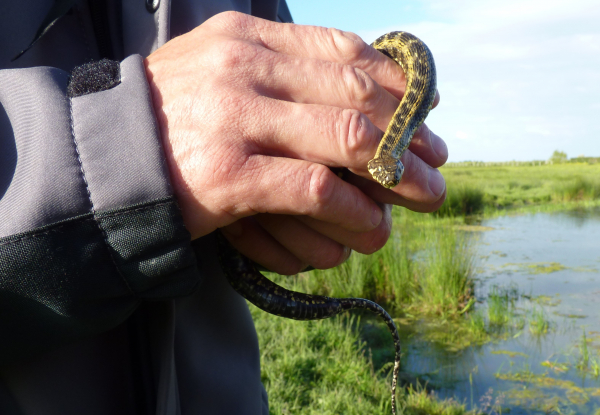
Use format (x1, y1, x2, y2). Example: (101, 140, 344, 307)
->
(277, 210, 477, 317)
(435, 185, 485, 217)
(416, 223, 476, 316)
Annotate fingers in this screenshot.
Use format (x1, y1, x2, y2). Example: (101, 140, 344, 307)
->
(221, 217, 307, 275)
(221, 210, 392, 275)
(161, 11, 449, 246)
(296, 203, 393, 255)
(226, 155, 383, 233)
(255, 214, 351, 269)
(242, 49, 400, 132)
(221, 215, 351, 275)
(408, 124, 449, 169)
(204, 12, 447, 205)
(218, 13, 440, 108)
(246, 97, 382, 171)
(344, 170, 447, 212)
(239, 97, 447, 205)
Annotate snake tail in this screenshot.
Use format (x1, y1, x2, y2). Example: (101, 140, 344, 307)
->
(368, 31, 437, 188)
(217, 232, 401, 414)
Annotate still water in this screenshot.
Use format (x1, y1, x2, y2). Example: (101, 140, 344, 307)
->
(406, 208, 600, 414)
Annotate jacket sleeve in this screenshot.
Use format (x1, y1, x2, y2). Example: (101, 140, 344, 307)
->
(0, 55, 200, 365)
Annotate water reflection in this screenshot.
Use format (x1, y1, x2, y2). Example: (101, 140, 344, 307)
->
(403, 208, 600, 414)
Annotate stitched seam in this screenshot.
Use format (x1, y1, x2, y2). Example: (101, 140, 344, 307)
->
(98, 200, 173, 219)
(0, 199, 176, 247)
(0, 200, 175, 247)
(69, 95, 137, 297)
(0, 219, 95, 247)
(155, 2, 161, 51)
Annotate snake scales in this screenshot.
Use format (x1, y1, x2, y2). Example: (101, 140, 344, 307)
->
(218, 32, 437, 414)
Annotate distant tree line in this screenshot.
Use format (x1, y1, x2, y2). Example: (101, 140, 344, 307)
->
(445, 151, 599, 167)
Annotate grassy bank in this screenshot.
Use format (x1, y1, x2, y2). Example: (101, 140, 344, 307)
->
(252, 161, 599, 414)
(438, 162, 600, 216)
(253, 307, 472, 415)
(288, 210, 475, 318)
(254, 210, 487, 414)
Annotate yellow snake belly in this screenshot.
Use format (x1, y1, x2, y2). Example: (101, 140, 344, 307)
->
(368, 31, 437, 188)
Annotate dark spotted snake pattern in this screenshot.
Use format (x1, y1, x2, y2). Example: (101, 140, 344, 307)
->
(219, 32, 437, 414)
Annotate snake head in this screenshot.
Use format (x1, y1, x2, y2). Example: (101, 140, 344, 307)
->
(367, 156, 404, 188)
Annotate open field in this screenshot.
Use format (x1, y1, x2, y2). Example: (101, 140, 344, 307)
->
(438, 162, 600, 216)
(251, 161, 600, 414)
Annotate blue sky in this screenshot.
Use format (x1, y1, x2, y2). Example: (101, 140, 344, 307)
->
(287, 0, 600, 162)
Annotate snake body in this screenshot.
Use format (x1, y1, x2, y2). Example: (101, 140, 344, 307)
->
(368, 31, 437, 189)
(218, 32, 437, 414)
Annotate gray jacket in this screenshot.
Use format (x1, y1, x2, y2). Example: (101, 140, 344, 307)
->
(0, 0, 292, 414)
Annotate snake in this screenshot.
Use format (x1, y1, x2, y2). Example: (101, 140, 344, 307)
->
(218, 31, 437, 414)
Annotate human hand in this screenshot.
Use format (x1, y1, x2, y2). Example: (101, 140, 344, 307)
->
(144, 11, 447, 274)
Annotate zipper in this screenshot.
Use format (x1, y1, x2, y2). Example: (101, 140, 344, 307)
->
(87, 0, 115, 60)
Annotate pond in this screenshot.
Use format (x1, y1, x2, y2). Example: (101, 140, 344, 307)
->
(404, 208, 600, 414)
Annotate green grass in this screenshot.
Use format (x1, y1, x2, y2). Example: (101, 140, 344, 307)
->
(417, 225, 475, 316)
(528, 306, 550, 335)
(254, 209, 481, 413)
(575, 330, 600, 378)
(252, 306, 475, 415)
(435, 185, 485, 217)
(252, 161, 599, 413)
(440, 162, 600, 213)
(282, 209, 476, 319)
(487, 285, 520, 329)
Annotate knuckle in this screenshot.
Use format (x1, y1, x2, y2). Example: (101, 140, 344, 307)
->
(211, 41, 259, 74)
(208, 10, 252, 29)
(305, 164, 336, 210)
(327, 28, 367, 64)
(337, 109, 372, 158)
(343, 66, 378, 105)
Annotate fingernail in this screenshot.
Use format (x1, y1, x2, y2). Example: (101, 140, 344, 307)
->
(428, 168, 446, 197)
(431, 131, 448, 160)
(371, 206, 383, 227)
(342, 246, 353, 262)
(221, 221, 243, 237)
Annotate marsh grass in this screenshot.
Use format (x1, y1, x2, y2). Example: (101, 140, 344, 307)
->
(279, 209, 476, 319)
(253, 162, 600, 413)
(417, 225, 475, 316)
(251, 306, 474, 415)
(435, 185, 485, 217)
(487, 286, 511, 327)
(486, 285, 522, 331)
(528, 306, 550, 335)
(440, 162, 600, 212)
(263, 209, 489, 356)
(578, 331, 590, 372)
(575, 330, 600, 378)
(553, 176, 600, 202)
(254, 209, 483, 413)
(495, 366, 596, 412)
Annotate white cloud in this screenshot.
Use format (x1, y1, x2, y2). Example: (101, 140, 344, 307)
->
(455, 130, 470, 140)
(357, 0, 600, 161)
